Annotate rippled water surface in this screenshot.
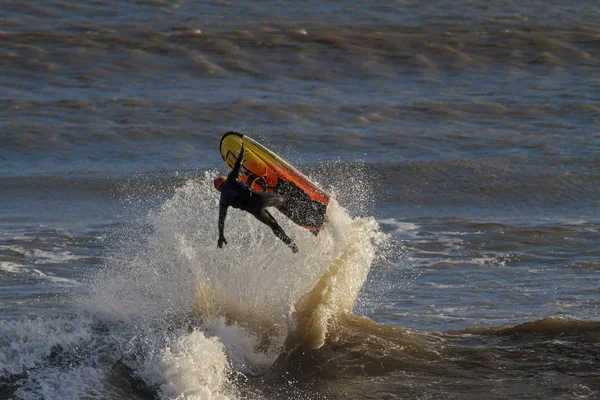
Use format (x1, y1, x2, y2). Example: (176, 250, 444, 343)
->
(1, 1, 599, 399)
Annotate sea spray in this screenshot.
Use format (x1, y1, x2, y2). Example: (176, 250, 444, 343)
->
(1, 169, 386, 399)
(286, 205, 386, 350)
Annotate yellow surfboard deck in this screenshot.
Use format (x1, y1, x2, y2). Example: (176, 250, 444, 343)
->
(220, 131, 330, 234)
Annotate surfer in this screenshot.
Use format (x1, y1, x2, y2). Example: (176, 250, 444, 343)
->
(214, 143, 299, 253)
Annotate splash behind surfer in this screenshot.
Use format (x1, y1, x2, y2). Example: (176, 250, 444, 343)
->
(214, 143, 299, 253)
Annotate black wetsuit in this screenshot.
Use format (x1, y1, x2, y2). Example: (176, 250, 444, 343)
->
(218, 147, 296, 250)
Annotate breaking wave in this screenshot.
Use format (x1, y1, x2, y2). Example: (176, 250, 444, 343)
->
(0, 170, 385, 398)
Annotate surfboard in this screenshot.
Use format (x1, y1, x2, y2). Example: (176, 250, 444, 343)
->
(219, 131, 331, 235)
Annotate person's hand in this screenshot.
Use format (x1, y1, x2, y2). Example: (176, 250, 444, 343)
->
(217, 236, 227, 248)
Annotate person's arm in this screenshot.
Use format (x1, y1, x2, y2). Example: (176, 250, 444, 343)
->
(217, 203, 228, 248)
(227, 143, 245, 182)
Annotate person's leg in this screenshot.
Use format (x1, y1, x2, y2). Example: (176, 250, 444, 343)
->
(245, 192, 284, 214)
(260, 193, 285, 209)
(252, 209, 298, 252)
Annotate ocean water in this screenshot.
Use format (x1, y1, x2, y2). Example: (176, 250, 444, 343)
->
(1, 0, 599, 399)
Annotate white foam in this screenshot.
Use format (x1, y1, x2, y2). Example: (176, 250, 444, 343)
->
(207, 317, 278, 375)
(0, 244, 26, 256)
(0, 260, 78, 285)
(31, 249, 86, 264)
(423, 282, 457, 289)
(30, 268, 80, 285)
(378, 218, 421, 237)
(428, 254, 509, 268)
(14, 365, 111, 400)
(469, 255, 508, 267)
(0, 170, 383, 399)
(136, 329, 232, 400)
(0, 261, 22, 273)
(0, 315, 93, 379)
(0, 244, 85, 264)
(0, 312, 236, 400)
